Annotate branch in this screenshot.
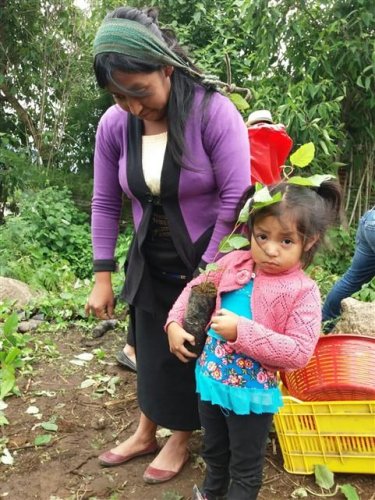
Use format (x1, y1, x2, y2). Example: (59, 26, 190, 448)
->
(0, 82, 43, 160)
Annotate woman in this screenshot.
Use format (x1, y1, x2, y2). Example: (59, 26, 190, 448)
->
(85, 6, 250, 484)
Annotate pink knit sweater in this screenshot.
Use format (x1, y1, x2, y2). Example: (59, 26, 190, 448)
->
(166, 250, 322, 372)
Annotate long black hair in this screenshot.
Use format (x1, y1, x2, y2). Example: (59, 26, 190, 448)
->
(239, 180, 343, 268)
(93, 6, 216, 169)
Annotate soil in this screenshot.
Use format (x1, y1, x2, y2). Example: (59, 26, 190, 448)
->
(0, 327, 374, 500)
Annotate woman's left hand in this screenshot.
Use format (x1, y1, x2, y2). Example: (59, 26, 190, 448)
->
(210, 309, 239, 341)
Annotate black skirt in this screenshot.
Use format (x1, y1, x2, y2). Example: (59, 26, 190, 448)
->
(129, 205, 200, 431)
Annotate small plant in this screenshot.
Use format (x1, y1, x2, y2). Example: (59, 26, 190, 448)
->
(0, 313, 32, 400)
(291, 464, 359, 499)
(352, 276, 375, 303)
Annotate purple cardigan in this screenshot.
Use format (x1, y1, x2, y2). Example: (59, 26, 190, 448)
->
(91, 87, 250, 266)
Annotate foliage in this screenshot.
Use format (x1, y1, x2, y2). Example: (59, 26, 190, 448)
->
(352, 276, 375, 302)
(0, 313, 32, 400)
(0, 187, 92, 286)
(314, 225, 356, 276)
(0, 0, 104, 171)
(0, 133, 36, 223)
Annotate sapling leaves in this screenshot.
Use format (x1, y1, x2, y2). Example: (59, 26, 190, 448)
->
(205, 263, 219, 274)
(219, 235, 249, 253)
(238, 198, 251, 222)
(287, 174, 335, 187)
(253, 191, 283, 210)
(253, 185, 273, 203)
(290, 142, 315, 167)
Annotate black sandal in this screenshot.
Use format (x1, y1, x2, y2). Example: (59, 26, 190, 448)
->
(115, 350, 137, 372)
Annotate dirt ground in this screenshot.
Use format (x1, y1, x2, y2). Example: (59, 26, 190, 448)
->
(0, 327, 374, 500)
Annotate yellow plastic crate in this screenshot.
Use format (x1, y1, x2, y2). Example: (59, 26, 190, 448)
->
(274, 395, 375, 474)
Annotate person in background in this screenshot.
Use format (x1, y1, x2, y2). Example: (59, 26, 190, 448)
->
(246, 109, 293, 186)
(322, 207, 375, 332)
(167, 180, 342, 499)
(85, 5, 250, 484)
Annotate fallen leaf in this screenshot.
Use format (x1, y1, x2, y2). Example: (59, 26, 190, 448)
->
(26, 406, 40, 415)
(0, 448, 14, 466)
(156, 428, 173, 438)
(74, 352, 94, 361)
(34, 434, 52, 446)
(69, 359, 86, 366)
(80, 379, 96, 389)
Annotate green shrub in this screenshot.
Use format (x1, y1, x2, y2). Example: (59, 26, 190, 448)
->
(0, 187, 92, 286)
(314, 225, 356, 276)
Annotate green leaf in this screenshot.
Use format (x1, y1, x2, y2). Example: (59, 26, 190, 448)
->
(314, 464, 334, 490)
(287, 174, 335, 187)
(319, 140, 329, 155)
(238, 199, 251, 222)
(253, 186, 272, 203)
(219, 234, 249, 253)
(3, 313, 19, 336)
(205, 263, 219, 273)
(34, 434, 52, 446)
(253, 192, 282, 210)
(339, 484, 359, 500)
(41, 421, 58, 432)
(0, 412, 9, 426)
(4, 347, 21, 365)
(290, 143, 315, 167)
(193, 11, 201, 24)
(356, 75, 364, 88)
(0, 366, 16, 400)
(229, 93, 250, 111)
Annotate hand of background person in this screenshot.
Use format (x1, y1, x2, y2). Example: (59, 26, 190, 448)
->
(85, 275, 115, 320)
(210, 309, 239, 341)
(167, 322, 198, 363)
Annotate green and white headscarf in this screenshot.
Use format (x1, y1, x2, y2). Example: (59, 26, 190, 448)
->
(93, 18, 198, 75)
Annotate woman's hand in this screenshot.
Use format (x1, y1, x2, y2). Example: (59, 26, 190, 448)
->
(167, 322, 198, 363)
(210, 309, 239, 341)
(85, 272, 115, 320)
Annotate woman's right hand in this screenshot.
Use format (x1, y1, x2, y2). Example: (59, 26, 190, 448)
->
(167, 322, 197, 363)
(85, 272, 115, 320)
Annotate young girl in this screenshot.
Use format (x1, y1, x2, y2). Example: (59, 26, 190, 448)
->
(166, 180, 342, 500)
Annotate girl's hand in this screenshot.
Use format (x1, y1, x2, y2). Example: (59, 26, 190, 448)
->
(167, 322, 198, 363)
(210, 309, 239, 341)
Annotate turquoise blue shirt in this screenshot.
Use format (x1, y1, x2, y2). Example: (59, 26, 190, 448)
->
(195, 281, 283, 415)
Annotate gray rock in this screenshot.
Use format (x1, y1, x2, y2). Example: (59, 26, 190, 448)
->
(334, 297, 375, 337)
(18, 319, 43, 333)
(0, 277, 37, 307)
